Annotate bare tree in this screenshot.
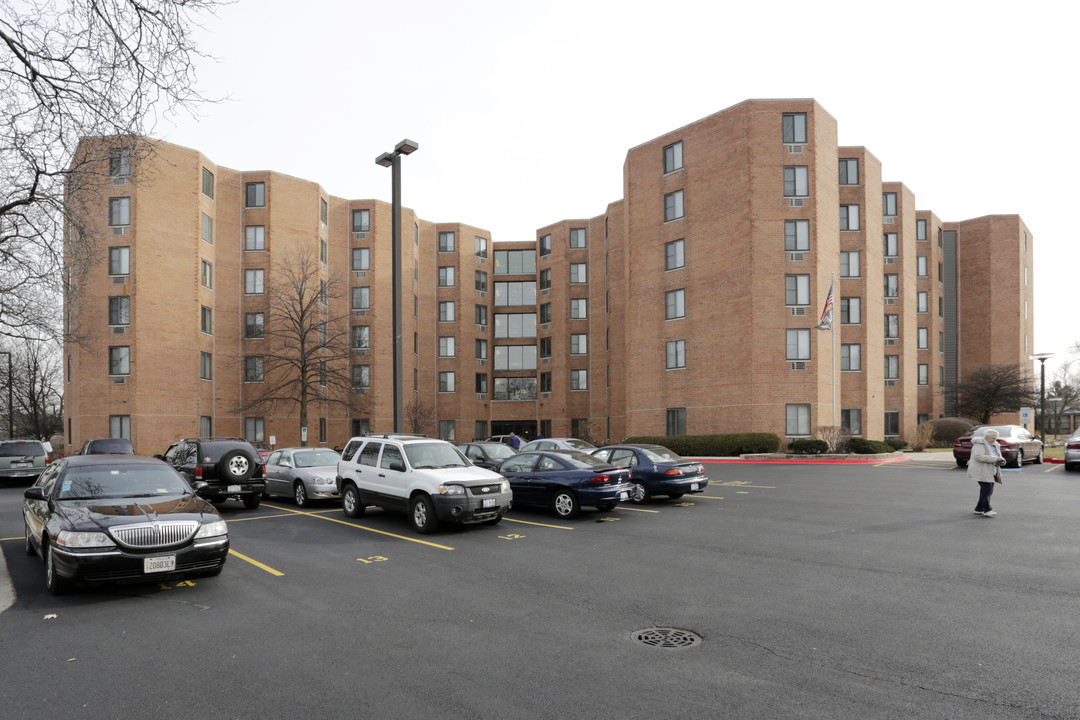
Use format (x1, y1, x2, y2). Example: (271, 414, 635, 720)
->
(1, 0, 226, 342)
(405, 398, 437, 436)
(953, 363, 1034, 424)
(1, 337, 63, 441)
(1049, 360, 1080, 436)
(236, 245, 369, 446)
(812, 425, 846, 452)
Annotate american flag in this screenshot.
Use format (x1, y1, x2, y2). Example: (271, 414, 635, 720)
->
(816, 280, 834, 331)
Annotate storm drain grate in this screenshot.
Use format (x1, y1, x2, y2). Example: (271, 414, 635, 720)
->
(631, 627, 702, 649)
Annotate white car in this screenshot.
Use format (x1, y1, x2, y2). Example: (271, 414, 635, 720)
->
(335, 435, 512, 534)
(518, 437, 597, 453)
(1065, 431, 1080, 472)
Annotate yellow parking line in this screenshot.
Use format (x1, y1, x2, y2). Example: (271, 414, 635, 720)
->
(1, 536, 20, 542)
(228, 549, 284, 576)
(616, 506, 660, 513)
(1044, 465, 1059, 473)
(503, 517, 573, 530)
(696, 496, 725, 500)
(226, 512, 302, 522)
(262, 503, 454, 550)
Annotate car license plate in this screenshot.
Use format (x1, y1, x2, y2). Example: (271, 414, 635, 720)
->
(619, 491, 629, 501)
(144, 556, 176, 574)
(483, 498, 496, 508)
(228, 485, 241, 493)
(690, 482, 699, 491)
(14, 461, 30, 468)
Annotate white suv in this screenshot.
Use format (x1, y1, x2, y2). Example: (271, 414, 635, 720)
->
(336, 435, 513, 534)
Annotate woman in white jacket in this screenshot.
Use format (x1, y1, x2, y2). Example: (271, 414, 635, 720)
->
(967, 428, 1006, 517)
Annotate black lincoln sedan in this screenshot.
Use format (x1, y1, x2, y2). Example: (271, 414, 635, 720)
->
(23, 455, 230, 595)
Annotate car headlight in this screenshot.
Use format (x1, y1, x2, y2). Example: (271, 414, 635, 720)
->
(56, 530, 116, 549)
(439, 484, 466, 495)
(501, 480, 511, 493)
(195, 520, 228, 539)
(315, 476, 335, 485)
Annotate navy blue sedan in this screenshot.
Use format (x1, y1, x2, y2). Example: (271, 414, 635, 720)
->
(497, 450, 632, 519)
(591, 444, 708, 503)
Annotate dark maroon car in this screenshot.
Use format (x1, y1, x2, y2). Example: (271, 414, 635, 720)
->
(953, 425, 1044, 468)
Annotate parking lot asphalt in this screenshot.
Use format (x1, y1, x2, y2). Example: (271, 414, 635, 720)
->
(2, 457, 1078, 719)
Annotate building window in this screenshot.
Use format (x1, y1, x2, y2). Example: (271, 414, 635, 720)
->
(916, 219, 927, 241)
(883, 233, 898, 257)
(200, 305, 211, 334)
(666, 339, 686, 369)
(840, 251, 860, 278)
(494, 281, 537, 306)
(666, 408, 687, 436)
(201, 167, 215, 198)
(571, 334, 587, 355)
(245, 356, 264, 383)
(783, 166, 808, 197)
(438, 301, 455, 323)
(663, 141, 683, 173)
(109, 297, 130, 326)
(785, 275, 810, 306)
(841, 409, 861, 435)
(885, 355, 899, 380)
(352, 287, 370, 310)
(665, 289, 686, 319)
(917, 327, 929, 349)
(345, 248, 368, 273)
(438, 231, 455, 252)
(474, 270, 488, 292)
(200, 260, 213, 289)
(540, 372, 552, 393)
(475, 338, 488, 360)
(438, 266, 455, 287)
(319, 239, 327, 264)
(882, 192, 898, 217)
(940, 366, 945, 387)
(786, 404, 810, 436)
(664, 190, 684, 221)
(885, 314, 899, 339)
(571, 369, 587, 391)
(475, 236, 488, 258)
(200, 416, 212, 437)
(884, 411, 900, 437)
(439, 336, 456, 358)
(538, 268, 552, 291)
(494, 313, 537, 338)
(439, 421, 456, 442)
(109, 346, 130, 375)
(110, 148, 131, 178)
(475, 373, 488, 394)
(475, 304, 488, 326)
(539, 337, 551, 359)
(318, 198, 328, 225)
(352, 325, 370, 349)
(539, 303, 552, 324)
(109, 414, 131, 439)
(840, 297, 861, 325)
(245, 225, 265, 251)
(841, 343, 861, 371)
(838, 158, 858, 185)
(199, 351, 211, 380)
(884, 274, 899, 298)
(916, 255, 928, 277)
(569, 228, 587, 249)
(350, 209, 370, 232)
(786, 329, 810, 360)
(493, 377, 538, 401)
(246, 182, 265, 208)
(244, 269, 264, 295)
(570, 263, 587, 284)
(785, 220, 809, 251)
(439, 371, 456, 393)
(494, 250, 536, 275)
(246, 313, 264, 339)
(201, 213, 213, 244)
(108, 246, 130, 276)
(570, 298, 587, 319)
(782, 113, 807, 144)
(109, 197, 130, 226)
(840, 204, 860, 231)
(917, 291, 928, 314)
(245, 417, 265, 442)
(494, 345, 537, 370)
(665, 239, 685, 270)
(918, 364, 929, 386)
(539, 234, 552, 256)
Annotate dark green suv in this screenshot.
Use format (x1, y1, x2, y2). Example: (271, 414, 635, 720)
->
(159, 437, 266, 509)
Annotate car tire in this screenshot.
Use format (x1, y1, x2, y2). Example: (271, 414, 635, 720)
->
(667, 492, 685, 500)
(1010, 450, 1023, 469)
(596, 502, 616, 512)
(630, 480, 651, 504)
(24, 520, 34, 556)
(410, 494, 439, 535)
(294, 482, 309, 508)
(1034, 448, 1044, 465)
(955, 459, 967, 468)
(218, 450, 256, 481)
(342, 484, 365, 518)
(551, 489, 580, 519)
(45, 544, 69, 596)
(242, 494, 261, 510)
(482, 514, 503, 525)
(1066, 462, 1077, 472)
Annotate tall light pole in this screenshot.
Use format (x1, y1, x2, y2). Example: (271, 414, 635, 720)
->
(1031, 353, 1053, 445)
(376, 139, 419, 433)
(0, 351, 11, 439)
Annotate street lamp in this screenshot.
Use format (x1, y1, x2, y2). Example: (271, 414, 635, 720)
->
(1031, 353, 1053, 445)
(0, 351, 11, 439)
(375, 139, 419, 433)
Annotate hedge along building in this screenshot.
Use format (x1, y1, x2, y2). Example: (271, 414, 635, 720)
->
(62, 99, 1033, 454)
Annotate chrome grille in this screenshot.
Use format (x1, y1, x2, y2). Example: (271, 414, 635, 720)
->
(468, 484, 502, 496)
(110, 521, 199, 549)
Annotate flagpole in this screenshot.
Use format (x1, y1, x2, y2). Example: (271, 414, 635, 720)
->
(831, 271, 836, 428)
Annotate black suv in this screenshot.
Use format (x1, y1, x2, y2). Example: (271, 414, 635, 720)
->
(158, 437, 266, 509)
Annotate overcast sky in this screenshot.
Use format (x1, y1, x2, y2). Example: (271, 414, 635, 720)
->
(160, 0, 1076, 379)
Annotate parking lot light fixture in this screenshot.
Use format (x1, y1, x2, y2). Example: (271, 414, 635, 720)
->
(1031, 353, 1053, 445)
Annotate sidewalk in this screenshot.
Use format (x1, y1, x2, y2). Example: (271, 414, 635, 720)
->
(0, 543, 14, 613)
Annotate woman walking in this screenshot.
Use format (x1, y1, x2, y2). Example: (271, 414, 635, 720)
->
(968, 428, 1006, 517)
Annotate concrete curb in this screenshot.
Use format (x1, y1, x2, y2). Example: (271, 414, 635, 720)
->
(689, 452, 909, 464)
(0, 542, 15, 614)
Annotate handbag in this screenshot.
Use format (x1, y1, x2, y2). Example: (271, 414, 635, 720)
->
(994, 466, 1003, 484)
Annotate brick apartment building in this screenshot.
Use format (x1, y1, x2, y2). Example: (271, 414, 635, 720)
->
(63, 99, 1034, 454)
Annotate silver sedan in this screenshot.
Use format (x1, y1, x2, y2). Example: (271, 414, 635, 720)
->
(264, 447, 342, 507)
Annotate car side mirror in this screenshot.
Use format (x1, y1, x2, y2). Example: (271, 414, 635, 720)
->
(24, 486, 46, 501)
(72, 450, 81, 456)
(192, 480, 209, 497)
(390, 461, 406, 472)
(153, 454, 164, 460)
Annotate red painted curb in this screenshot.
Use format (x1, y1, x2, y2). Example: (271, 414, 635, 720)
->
(1046, 457, 1065, 464)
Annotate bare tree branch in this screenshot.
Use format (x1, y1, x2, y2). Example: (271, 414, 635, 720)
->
(952, 363, 1034, 424)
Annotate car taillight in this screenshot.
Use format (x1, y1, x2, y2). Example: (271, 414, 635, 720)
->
(1067, 442, 1080, 450)
(45, 457, 50, 465)
(664, 467, 686, 476)
(997, 439, 1012, 447)
(256, 464, 265, 478)
(195, 465, 203, 478)
(591, 474, 610, 483)
(954, 439, 963, 447)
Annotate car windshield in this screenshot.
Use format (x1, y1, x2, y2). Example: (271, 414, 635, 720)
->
(404, 442, 470, 469)
(293, 449, 341, 468)
(0, 441, 45, 457)
(641, 446, 682, 462)
(558, 450, 608, 469)
(86, 439, 133, 454)
(972, 426, 1013, 437)
(57, 465, 190, 500)
(564, 439, 597, 450)
(486, 444, 517, 459)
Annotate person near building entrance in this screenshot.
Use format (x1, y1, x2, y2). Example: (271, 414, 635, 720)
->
(509, 433, 521, 450)
(968, 427, 1006, 517)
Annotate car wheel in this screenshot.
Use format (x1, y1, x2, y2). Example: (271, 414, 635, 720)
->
(955, 459, 967, 468)
(218, 450, 256, 481)
(410, 494, 439, 535)
(1010, 450, 1023, 469)
(294, 482, 309, 507)
(482, 514, 503, 525)
(242, 493, 261, 510)
(45, 544, 69, 596)
(667, 492, 685, 500)
(630, 480, 651, 504)
(24, 520, 34, 556)
(551, 489, 580, 519)
(596, 502, 616, 512)
(1066, 462, 1077, 472)
(1034, 448, 1044, 465)
(342, 484, 365, 518)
